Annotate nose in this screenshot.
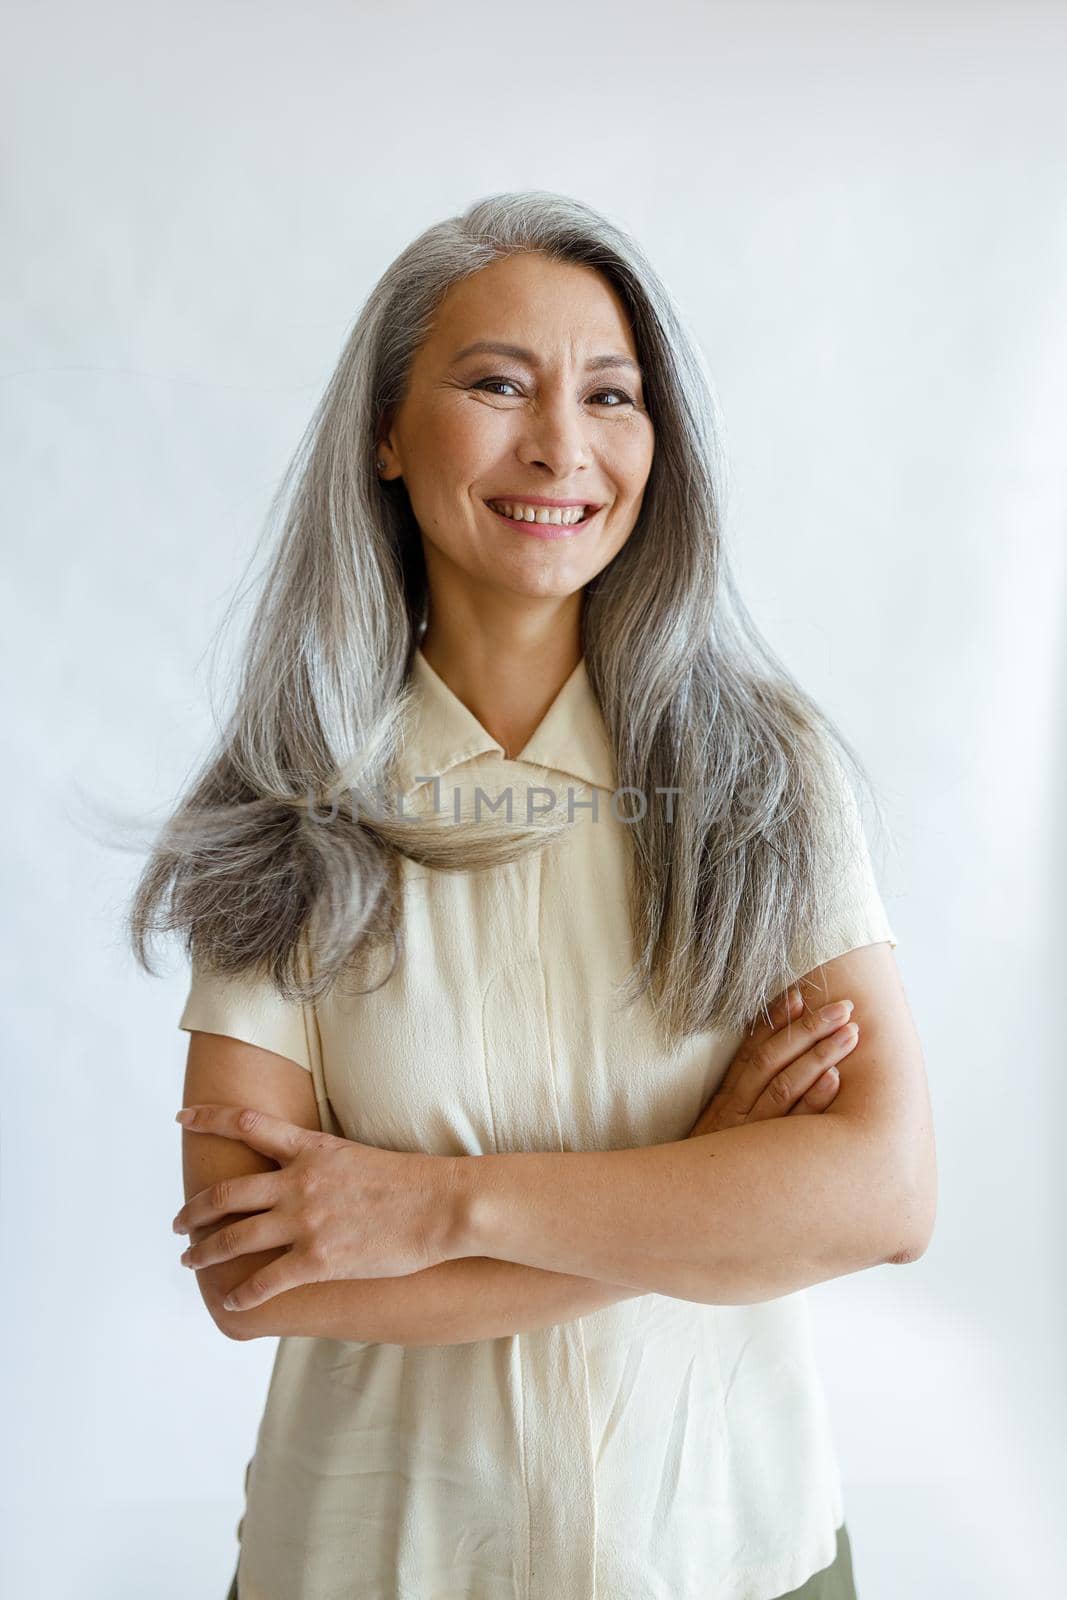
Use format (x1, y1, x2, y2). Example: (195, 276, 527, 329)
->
(514, 386, 594, 480)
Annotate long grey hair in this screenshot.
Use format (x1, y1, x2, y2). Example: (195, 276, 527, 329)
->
(128, 189, 892, 1039)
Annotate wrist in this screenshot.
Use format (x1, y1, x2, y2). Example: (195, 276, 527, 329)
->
(437, 1152, 496, 1262)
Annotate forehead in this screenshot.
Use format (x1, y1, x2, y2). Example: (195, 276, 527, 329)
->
(422, 252, 639, 362)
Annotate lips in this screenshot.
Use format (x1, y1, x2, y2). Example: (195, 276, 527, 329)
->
(484, 501, 602, 539)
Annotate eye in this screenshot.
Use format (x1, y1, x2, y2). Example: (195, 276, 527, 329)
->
(473, 377, 523, 397)
(472, 377, 635, 407)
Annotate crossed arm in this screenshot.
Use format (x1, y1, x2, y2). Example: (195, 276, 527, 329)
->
(180, 942, 936, 1345)
(180, 1042, 646, 1344)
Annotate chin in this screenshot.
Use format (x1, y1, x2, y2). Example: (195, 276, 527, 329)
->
(505, 576, 589, 601)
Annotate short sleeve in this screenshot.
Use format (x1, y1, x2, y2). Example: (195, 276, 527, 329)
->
(178, 953, 315, 1072)
(786, 752, 899, 979)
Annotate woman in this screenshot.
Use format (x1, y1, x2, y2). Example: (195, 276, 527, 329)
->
(132, 191, 936, 1599)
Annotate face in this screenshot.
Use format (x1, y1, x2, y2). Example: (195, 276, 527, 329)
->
(376, 251, 655, 608)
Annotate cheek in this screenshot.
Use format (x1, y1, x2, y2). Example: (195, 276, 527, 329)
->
(605, 423, 654, 498)
(403, 400, 489, 482)
(416, 411, 471, 474)
(434, 402, 506, 472)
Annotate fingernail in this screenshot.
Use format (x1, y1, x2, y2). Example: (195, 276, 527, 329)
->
(819, 1000, 853, 1023)
(175, 1109, 193, 1123)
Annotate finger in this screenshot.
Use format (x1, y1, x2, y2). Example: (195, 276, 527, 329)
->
(788, 1067, 840, 1116)
(175, 1103, 319, 1164)
(173, 1171, 283, 1237)
(220, 1254, 311, 1314)
(715, 986, 804, 1105)
(180, 1212, 293, 1272)
(748, 1022, 859, 1122)
(727, 998, 855, 1115)
(746, 985, 804, 1045)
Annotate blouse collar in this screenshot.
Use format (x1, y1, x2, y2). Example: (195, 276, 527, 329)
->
(396, 646, 617, 795)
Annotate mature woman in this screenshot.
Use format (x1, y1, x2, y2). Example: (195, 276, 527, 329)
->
(132, 190, 936, 1600)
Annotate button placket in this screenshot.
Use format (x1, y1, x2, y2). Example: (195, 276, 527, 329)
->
(474, 793, 598, 1598)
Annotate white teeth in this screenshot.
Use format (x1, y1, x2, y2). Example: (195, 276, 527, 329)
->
(488, 501, 589, 526)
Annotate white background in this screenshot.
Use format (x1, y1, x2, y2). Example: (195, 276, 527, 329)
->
(3, 1, 1065, 1594)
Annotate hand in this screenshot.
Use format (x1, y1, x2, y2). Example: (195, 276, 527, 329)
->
(171, 1104, 461, 1312)
(687, 985, 859, 1137)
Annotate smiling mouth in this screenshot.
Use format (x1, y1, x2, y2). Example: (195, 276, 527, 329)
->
(484, 500, 603, 534)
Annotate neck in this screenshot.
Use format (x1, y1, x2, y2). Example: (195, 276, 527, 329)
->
(418, 596, 583, 760)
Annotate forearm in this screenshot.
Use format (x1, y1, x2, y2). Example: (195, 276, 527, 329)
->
(450, 1115, 924, 1305)
(210, 1235, 643, 1345)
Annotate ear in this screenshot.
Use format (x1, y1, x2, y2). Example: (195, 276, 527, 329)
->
(374, 408, 401, 480)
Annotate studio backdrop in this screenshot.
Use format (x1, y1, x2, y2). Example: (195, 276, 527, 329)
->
(2, 3, 1065, 1597)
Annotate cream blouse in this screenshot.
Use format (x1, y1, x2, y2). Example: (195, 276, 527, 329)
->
(179, 645, 897, 1600)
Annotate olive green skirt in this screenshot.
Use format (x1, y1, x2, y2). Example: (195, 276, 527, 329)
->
(224, 1520, 855, 1598)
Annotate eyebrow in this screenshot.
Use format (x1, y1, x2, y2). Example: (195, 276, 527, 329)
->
(449, 339, 642, 375)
